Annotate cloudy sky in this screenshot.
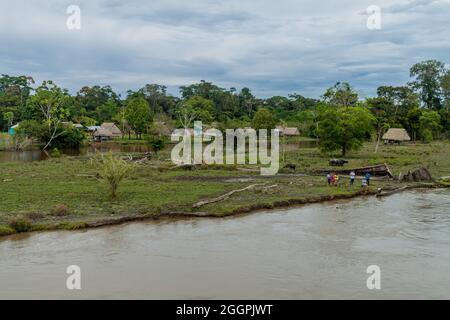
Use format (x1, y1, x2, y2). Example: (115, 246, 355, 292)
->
(0, 0, 449, 98)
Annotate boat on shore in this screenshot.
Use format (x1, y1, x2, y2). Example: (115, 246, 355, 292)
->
(316, 163, 394, 177)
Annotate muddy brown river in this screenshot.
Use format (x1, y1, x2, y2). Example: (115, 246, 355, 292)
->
(1, 189, 449, 299)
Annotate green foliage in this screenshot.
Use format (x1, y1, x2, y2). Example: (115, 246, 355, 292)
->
(17, 120, 85, 149)
(97, 99, 118, 123)
(175, 96, 215, 127)
(50, 148, 61, 158)
(0, 224, 15, 236)
(91, 152, 136, 198)
(125, 97, 152, 139)
(3, 111, 14, 128)
(147, 135, 166, 154)
(251, 107, 277, 130)
(409, 60, 446, 109)
(0, 75, 34, 131)
(419, 111, 442, 142)
(318, 106, 375, 156)
(322, 82, 358, 107)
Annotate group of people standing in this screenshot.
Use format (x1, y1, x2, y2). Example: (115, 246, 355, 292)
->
(327, 171, 371, 187)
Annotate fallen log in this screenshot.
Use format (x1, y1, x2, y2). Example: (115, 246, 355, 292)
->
(193, 183, 266, 208)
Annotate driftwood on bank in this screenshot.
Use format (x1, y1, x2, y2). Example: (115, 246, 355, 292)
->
(193, 183, 267, 208)
(121, 152, 153, 164)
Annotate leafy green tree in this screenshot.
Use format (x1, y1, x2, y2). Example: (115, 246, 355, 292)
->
(0, 75, 34, 131)
(137, 84, 170, 114)
(441, 70, 450, 111)
(439, 109, 450, 138)
(97, 99, 118, 123)
(175, 96, 214, 128)
(294, 109, 319, 138)
(317, 106, 375, 156)
(322, 82, 358, 107)
(251, 107, 277, 130)
(409, 60, 446, 109)
(406, 107, 423, 141)
(366, 97, 393, 153)
(125, 97, 152, 139)
(75, 85, 120, 120)
(26, 81, 72, 149)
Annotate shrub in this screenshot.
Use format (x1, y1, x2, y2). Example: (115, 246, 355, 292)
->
(147, 135, 166, 155)
(0, 224, 15, 236)
(91, 152, 135, 198)
(51, 204, 70, 216)
(9, 216, 33, 233)
(51, 148, 61, 158)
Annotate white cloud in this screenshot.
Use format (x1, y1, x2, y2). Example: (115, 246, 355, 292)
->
(0, 0, 449, 98)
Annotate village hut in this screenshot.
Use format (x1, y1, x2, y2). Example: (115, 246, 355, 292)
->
(275, 126, 300, 136)
(93, 127, 113, 142)
(283, 127, 300, 136)
(101, 122, 122, 138)
(382, 128, 411, 144)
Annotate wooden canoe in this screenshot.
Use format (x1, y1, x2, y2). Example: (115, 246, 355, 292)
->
(317, 163, 393, 177)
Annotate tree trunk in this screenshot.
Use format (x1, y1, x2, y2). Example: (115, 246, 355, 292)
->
(374, 127, 382, 154)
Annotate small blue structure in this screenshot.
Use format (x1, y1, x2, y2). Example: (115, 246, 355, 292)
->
(8, 124, 19, 135)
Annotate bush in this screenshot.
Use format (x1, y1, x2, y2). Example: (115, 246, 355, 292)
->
(51, 204, 70, 216)
(0, 224, 15, 236)
(91, 152, 135, 198)
(147, 135, 166, 154)
(16, 121, 85, 149)
(51, 148, 62, 158)
(9, 216, 33, 233)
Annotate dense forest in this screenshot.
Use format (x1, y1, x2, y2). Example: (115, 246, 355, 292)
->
(1, 59, 449, 154)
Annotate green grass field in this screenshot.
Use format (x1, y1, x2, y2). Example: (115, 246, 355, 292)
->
(0, 139, 449, 236)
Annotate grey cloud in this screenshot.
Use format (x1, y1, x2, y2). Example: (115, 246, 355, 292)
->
(0, 0, 449, 98)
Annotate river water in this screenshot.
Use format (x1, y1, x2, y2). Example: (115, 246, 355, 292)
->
(1, 189, 449, 299)
(0, 143, 152, 163)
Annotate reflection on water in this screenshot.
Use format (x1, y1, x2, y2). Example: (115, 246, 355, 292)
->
(0, 143, 152, 163)
(0, 140, 318, 164)
(0, 189, 449, 299)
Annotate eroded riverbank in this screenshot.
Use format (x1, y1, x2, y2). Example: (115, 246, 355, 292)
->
(1, 189, 449, 299)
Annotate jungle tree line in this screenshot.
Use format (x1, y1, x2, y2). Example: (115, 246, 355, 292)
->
(1, 59, 449, 152)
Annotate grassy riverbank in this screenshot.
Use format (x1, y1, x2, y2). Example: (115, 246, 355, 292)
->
(0, 140, 449, 236)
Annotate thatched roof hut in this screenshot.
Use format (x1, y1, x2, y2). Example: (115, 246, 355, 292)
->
(275, 126, 300, 136)
(283, 127, 300, 136)
(101, 122, 122, 137)
(93, 127, 113, 141)
(382, 128, 411, 143)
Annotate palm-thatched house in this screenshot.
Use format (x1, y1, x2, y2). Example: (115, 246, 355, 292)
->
(101, 122, 122, 138)
(382, 128, 411, 144)
(275, 126, 300, 136)
(93, 127, 113, 142)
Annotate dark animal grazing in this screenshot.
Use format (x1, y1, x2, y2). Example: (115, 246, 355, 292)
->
(283, 163, 296, 171)
(329, 159, 349, 167)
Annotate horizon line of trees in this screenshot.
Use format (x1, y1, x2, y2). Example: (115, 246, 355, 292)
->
(1, 59, 449, 153)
